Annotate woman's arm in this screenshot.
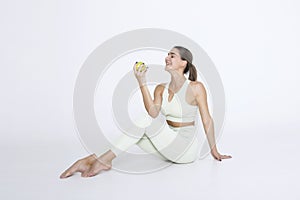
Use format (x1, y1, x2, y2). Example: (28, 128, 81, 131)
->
(192, 81, 232, 161)
(139, 84, 164, 118)
(133, 63, 164, 118)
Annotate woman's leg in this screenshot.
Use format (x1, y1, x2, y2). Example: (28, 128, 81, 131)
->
(136, 134, 169, 161)
(105, 123, 198, 163)
(61, 117, 200, 179)
(60, 124, 198, 178)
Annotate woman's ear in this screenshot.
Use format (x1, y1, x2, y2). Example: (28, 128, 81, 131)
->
(181, 60, 188, 67)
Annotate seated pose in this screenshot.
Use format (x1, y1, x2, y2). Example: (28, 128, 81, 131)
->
(60, 46, 231, 179)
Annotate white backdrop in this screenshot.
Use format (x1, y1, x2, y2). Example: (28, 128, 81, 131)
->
(1, 0, 299, 199)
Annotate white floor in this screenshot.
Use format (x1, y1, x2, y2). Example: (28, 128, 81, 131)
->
(1, 1, 300, 199)
(1, 124, 299, 200)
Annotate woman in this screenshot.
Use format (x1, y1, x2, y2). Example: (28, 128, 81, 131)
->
(60, 46, 231, 179)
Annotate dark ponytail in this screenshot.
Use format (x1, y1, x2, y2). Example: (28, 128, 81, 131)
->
(173, 46, 197, 81)
(183, 62, 197, 81)
(187, 63, 197, 81)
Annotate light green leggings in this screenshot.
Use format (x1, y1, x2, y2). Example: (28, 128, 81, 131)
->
(103, 116, 200, 164)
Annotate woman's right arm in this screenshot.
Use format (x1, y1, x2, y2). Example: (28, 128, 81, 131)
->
(139, 84, 164, 118)
(133, 63, 164, 118)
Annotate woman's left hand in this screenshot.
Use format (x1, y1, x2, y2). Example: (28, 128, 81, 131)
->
(211, 149, 232, 161)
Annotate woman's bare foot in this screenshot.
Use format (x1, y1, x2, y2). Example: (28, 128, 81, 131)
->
(81, 157, 112, 177)
(81, 150, 116, 177)
(59, 154, 96, 179)
(60, 150, 116, 178)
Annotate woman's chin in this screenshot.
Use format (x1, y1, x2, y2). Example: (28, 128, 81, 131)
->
(165, 65, 172, 71)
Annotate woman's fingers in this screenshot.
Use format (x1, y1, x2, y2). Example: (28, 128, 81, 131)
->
(133, 61, 138, 72)
(214, 154, 232, 162)
(211, 151, 221, 161)
(133, 62, 147, 73)
(215, 156, 222, 161)
(212, 152, 232, 161)
(221, 155, 232, 159)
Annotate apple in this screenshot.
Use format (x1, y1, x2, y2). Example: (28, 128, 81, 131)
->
(135, 61, 147, 72)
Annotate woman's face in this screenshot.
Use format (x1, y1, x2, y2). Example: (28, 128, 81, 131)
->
(165, 48, 187, 72)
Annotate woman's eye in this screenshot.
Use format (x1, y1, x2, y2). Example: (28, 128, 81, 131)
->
(171, 56, 174, 58)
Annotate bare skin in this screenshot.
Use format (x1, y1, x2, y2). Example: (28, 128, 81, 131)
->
(136, 48, 231, 161)
(60, 47, 231, 179)
(60, 150, 115, 178)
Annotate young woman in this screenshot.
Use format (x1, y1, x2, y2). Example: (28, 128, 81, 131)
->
(60, 46, 231, 179)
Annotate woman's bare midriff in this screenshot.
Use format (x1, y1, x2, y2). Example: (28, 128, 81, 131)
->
(166, 120, 195, 127)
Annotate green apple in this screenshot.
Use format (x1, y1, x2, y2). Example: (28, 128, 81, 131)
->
(135, 61, 147, 72)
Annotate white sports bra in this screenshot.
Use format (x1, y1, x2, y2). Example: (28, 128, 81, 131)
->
(160, 79, 198, 123)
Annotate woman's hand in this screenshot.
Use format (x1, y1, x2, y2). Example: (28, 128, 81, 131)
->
(211, 148, 232, 161)
(133, 62, 148, 85)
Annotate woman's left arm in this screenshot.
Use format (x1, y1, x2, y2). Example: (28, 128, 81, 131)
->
(192, 81, 232, 161)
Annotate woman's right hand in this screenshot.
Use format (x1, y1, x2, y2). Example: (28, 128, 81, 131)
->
(133, 62, 148, 85)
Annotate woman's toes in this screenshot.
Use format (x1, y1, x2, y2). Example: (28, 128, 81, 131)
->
(82, 173, 88, 177)
(60, 173, 67, 179)
(88, 172, 98, 177)
(60, 170, 72, 179)
(81, 171, 89, 177)
(82, 166, 98, 177)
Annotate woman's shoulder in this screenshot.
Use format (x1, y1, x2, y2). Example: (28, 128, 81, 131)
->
(189, 80, 204, 87)
(188, 80, 206, 94)
(156, 82, 168, 88)
(153, 82, 168, 97)
(154, 82, 168, 92)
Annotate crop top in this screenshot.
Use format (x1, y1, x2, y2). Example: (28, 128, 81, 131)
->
(160, 79, 198, 123)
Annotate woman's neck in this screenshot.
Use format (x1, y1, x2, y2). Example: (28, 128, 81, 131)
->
(169, 72, 187, 90)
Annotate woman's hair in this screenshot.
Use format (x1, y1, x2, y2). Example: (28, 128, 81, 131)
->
(173, 46, 197, 81)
